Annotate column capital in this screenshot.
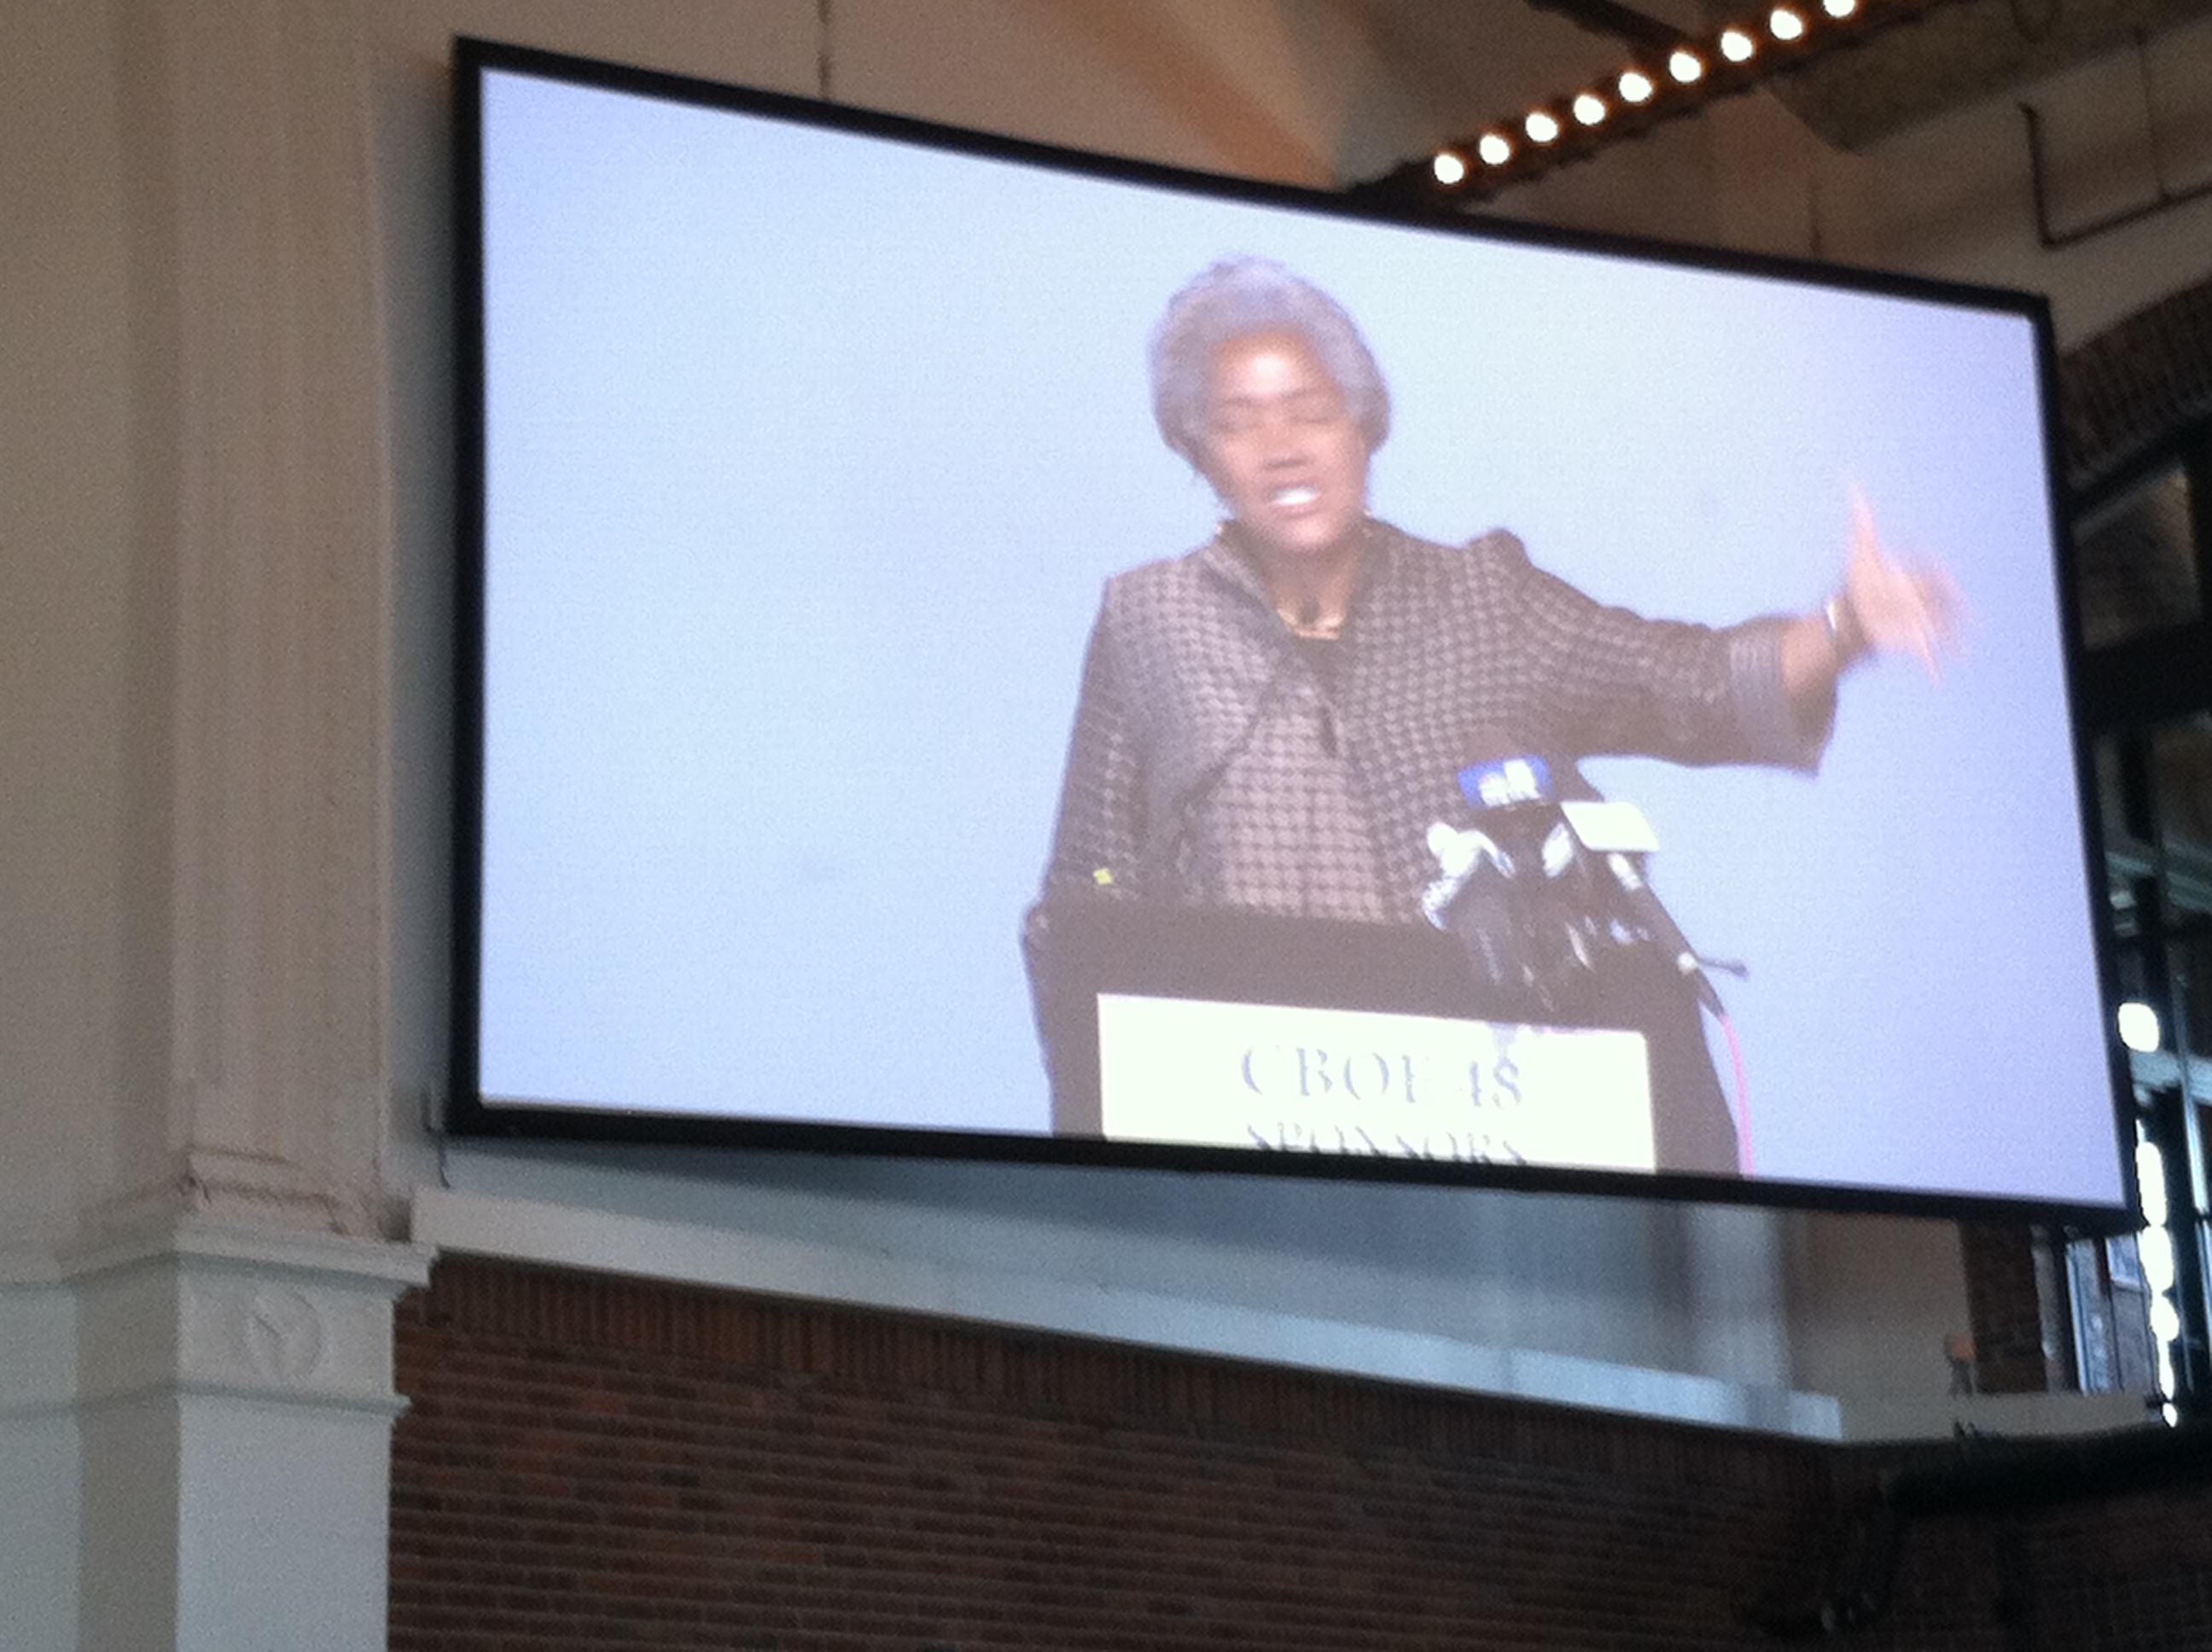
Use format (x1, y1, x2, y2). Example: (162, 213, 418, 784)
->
(67, 1219, 432, 1418)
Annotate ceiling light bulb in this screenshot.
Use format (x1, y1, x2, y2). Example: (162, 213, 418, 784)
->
(1477, 131, 1513, 166)
(2138, 1140, 2170, 1226)
(1524, 110, 1560, 143)
(1720, 27, 1755, 61)
(2151, 1294, 2184, 1345)
(2118, 999, 2162, 1052)
(2139, 1224, 2179, 1294)
(1572, 91, 1608, 125)
(1432, 150, 1468, 186)
(1823, 0, 1858, 15)
(1619, 68, 1656, 102)
(1769, 6, 1806, 40)
(1668, 48, 1704, 83)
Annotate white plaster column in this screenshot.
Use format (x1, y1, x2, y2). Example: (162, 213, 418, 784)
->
(69, 1224, 430, 1652)
(101, 0, 396, 1240)
(44, 0, 430, 1646)
(0, 1267, 80, 1652)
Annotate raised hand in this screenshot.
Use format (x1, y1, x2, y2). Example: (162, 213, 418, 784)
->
(1839, 492, 1965, 679)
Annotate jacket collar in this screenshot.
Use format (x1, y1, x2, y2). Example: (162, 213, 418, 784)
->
(1193, 518, 1399, 615)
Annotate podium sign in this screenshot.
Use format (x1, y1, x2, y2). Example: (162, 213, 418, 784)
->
(1024, 895, 1738, 1178)
(1097, 993, 1656, 1172)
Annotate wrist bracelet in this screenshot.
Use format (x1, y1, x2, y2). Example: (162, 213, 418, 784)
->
(1823, 592, 1863, 662)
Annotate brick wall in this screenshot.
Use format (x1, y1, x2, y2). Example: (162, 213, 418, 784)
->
(390, 1255, 2212, 1650)
(2058, 271, 2212, 496)
(1959, 1222, 2070, 1395)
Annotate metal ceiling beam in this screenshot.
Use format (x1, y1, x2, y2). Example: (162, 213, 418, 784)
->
(1524, 0, 1694, 51)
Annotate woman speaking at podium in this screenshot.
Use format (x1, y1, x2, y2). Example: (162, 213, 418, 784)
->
(1033, 256, 1958, 1172)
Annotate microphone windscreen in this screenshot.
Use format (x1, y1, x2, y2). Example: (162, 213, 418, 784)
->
(1458, 751, 1554, 812)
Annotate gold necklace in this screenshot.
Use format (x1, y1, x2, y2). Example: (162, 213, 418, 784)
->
(1228, 517, 1368, 640)
(1278, 598, 1346, 639)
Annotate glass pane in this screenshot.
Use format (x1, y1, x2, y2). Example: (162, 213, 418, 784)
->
(2069, 1233, 2158, 1394)
(2098, 718, 2212, 1037)
(2075, 462, 2199, 649)
(2152, 717, 2212, 921)
(2067, 1236, 2117, 1390)
(2096, 736, 2148, 938)
(2107, 1234, 2160, 1393)
(2173, 929, 2212, 1071)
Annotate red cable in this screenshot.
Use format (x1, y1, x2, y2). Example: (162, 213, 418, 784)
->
(1719, 1009, 1753, 1175)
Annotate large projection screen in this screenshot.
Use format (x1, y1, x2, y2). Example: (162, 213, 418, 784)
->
(451, 38, 2133, 1222)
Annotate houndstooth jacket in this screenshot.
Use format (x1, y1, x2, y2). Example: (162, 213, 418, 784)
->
(1041, 519, 1828, 923)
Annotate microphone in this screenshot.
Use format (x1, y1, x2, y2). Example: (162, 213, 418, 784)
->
(1421, 737, 1726, 1021)
(1420, 742, 1598, 1009)
(1559, 799, 1726, 1017)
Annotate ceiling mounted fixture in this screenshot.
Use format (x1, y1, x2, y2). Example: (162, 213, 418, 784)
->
(1348, 0, 1966, 208)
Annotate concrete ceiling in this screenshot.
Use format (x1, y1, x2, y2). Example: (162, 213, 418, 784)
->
(1760, 0, 2212, 149)
(1348, 0, 2212, 156)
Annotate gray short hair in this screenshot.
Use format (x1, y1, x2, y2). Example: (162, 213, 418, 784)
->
(1149, 258, 1391, 467)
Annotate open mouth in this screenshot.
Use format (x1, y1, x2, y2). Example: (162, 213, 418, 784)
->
(1271, 485, 1319, 508)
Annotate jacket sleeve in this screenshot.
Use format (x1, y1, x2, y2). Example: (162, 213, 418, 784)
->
(1041, 602, 1147, 898)
(1485, 534, 1829, 773)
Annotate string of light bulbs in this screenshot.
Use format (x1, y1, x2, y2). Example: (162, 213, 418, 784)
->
(1350, 0, 1965, 206)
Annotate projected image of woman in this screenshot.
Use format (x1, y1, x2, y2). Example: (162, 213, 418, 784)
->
(1033, 256, 1959, 1168)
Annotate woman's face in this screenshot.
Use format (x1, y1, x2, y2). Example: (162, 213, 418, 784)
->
(1198, 329, 1371, 572)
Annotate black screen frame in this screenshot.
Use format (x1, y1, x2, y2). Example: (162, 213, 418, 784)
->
(444, 33, 2138, 1233)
